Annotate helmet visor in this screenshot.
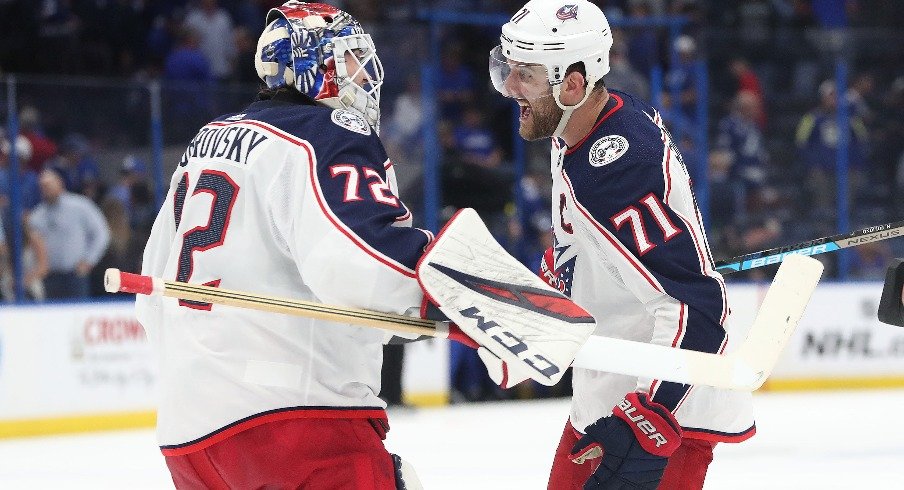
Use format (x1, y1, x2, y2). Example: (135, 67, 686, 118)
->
(489, 45, 554, 101)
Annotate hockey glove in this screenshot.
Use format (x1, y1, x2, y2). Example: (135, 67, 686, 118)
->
(570, 392, 682, 489)
(421, 297, 531, 389)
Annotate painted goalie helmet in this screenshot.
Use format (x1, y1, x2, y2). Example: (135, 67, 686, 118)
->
(255, 2, 384, 131)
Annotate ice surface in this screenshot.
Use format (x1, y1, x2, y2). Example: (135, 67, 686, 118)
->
(2, 389, 903, 489)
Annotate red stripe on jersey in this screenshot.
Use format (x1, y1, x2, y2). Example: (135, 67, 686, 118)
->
(207, 120, 417, 278)
(560, 170, 662, 293)
(717, 334, 729, 355)
(673, 385, 694, 413)
(394, 209, 412, 222)
(663, 142, 673, 204)
(683, 424, 756, 444)
(671, 303, 687, 348)
(649, 302, 687, 399)
(565, 94, 625, 154)
(675, 212, 728, 326)
(160, 407, 387, 457)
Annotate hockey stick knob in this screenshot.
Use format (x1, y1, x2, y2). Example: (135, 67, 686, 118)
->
(104, 268, 161, 295)
(104, 268, 122, 293)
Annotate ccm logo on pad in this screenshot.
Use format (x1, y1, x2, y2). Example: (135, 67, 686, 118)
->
(458, 306, 561, 379)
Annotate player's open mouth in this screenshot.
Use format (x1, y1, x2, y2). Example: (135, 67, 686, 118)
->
(519, 103, 532, 120)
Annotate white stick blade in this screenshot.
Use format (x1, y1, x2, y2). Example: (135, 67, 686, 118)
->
(733, 254, 823, 388)
(571, 254, 823, 391)
(572, 336, 737, 388)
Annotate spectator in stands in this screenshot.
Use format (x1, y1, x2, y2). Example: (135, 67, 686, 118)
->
(880, 78, 904, 210)
(383, 74, 424, 152)
(28, 169, 110, 300)
(0, 214, 49, 302)
(232, 26, 261, 84)
(47, 133, 102, 201)
(18, 106, 57, 173)
(729, 58, 765, 128)
(436, 44, 476, 121)
(35, 0, 81, 74)
(849, 240, 893, 280)
(90, 198, 146, 297)
(625, 0, 658, 77)
(184, 0, 237, 81)
(107, 154, 154, 232)
(605, 37, 649, 100)
(795, 79, 869, 211)
(453, 105, 504, 169)
(716, 90, 769, 217)
(0, 130, 41, 211)
(165, 27, 213, 138)
(707, 148, 738, 233)
(164, 27, 212, 82)
(146, 13, 177, 70)
(664, 34, 698, 121)
(846, 72, 877, 127)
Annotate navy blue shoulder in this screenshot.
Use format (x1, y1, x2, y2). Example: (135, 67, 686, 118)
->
(222, 100, 388, 168)
(563, 91, 667, 207)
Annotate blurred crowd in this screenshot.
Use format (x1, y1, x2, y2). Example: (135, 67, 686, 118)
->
(1, 0, 903, 402)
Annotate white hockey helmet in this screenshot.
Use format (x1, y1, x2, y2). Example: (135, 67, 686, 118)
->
(490, 0, 613, 136)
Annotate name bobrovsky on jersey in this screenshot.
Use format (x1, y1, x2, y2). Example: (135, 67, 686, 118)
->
(179, 125, 269, 167)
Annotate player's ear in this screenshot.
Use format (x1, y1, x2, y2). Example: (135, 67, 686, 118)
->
(560, 70, 588, 106)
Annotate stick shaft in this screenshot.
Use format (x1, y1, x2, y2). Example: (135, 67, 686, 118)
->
(715, 220, 904, 274)
(107, 256, 822, 391)
(108, 269, 440, 337)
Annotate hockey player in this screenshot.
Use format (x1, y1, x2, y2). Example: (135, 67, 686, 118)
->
(490, 1, 755, 488)
(135, 3, 427, 488)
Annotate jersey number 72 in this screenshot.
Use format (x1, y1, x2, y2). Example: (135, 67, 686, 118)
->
(172, 170, 240, 310)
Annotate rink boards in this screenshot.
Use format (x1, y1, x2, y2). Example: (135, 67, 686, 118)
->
(1, 281, 903, 438)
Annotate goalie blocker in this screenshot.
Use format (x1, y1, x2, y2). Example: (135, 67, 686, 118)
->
(417, 209, 596, 387)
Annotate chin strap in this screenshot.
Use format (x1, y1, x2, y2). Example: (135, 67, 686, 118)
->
(551, 83, 595, 139)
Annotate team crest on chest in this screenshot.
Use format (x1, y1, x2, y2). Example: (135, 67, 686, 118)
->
(588, 135, 629, 167)
(331, 109, 372, 135)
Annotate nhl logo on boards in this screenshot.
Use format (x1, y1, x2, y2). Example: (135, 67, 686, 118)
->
(588, 135, 629, 167)
(331, 109, 372, 136)
(556, 5, 578, 20)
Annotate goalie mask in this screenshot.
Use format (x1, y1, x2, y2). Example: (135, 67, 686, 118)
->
(255, 2, 384, 132)
(489, 0, 612, 137)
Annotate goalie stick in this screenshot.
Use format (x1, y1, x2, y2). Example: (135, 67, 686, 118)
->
(715, 220, 904, 274)
(105, 254, 822, 391)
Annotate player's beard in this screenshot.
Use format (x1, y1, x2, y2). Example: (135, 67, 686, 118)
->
(519, 95, 564, 141)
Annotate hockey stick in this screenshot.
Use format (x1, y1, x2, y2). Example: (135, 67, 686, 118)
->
(105, 254, 822, 391)
(715, 220, 904, 274)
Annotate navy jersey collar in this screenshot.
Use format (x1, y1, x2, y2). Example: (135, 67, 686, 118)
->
(565, 93, 624, 155)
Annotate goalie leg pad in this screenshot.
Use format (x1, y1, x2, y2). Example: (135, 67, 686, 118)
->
(417, 208, 596, 386)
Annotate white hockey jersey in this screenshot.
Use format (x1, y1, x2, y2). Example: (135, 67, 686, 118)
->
(135, 92, 432, 454)
(550, 91, 755, 443)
